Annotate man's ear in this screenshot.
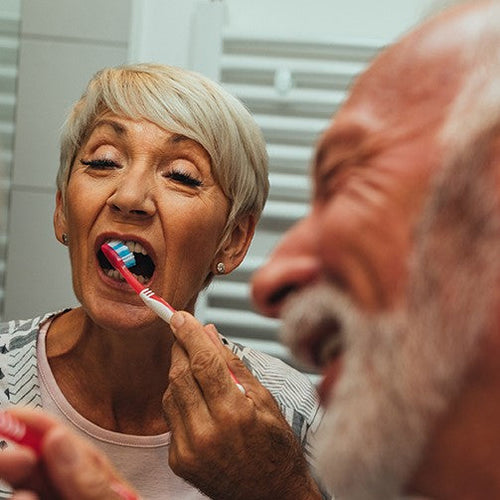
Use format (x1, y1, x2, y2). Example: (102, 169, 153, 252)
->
(53, 190, 68, 244)
(213, 214, 257, 274)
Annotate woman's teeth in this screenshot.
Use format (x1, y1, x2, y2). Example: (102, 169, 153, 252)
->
(103, 268, 148, 284)
(123, 240, 148, 255)
(99, 239, 155, 282)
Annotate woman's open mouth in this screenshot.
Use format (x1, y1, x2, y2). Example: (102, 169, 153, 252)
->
(97, 239, 156, 284)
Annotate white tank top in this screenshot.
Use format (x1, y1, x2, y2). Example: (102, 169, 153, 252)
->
(37, 319, 209, 500)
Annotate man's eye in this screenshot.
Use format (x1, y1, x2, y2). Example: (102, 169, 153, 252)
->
(80, 158, 119, 170)
(166, 170, 202, 187)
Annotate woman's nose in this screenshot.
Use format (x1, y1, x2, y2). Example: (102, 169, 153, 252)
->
(107, 172, 156, 219)
(251, 217, 320, 318)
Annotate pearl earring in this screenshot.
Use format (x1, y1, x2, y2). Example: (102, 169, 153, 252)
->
(216, 262, 226, 274)
(62, 233, 69, 245)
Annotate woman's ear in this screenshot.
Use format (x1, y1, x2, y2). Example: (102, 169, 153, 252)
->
(214, 214, 257, 274)
(53, 190, 68, 245)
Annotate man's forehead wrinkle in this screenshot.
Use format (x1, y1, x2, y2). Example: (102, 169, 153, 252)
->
(314, 121, 368, 177)
(318, 69, 411, 174)
(314, 119, 389, 182)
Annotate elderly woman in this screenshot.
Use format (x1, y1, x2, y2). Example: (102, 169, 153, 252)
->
(0, 64, 325, 499)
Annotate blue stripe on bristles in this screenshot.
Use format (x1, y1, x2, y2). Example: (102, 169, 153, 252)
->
(107, 240, 136, 268)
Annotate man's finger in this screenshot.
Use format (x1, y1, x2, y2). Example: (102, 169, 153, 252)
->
(42, 426, 138, 500)
(0, 448, 37, 486)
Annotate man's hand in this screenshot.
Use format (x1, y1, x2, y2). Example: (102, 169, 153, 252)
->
(0, 408, 139, 500)
(163, 311, 322, 500)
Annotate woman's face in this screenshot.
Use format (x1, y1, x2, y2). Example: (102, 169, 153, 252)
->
(54, 113, 230, 332)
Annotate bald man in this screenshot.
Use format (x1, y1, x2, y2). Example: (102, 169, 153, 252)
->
(252, 1, 500, 499)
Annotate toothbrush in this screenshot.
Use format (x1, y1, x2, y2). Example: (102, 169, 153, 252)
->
(101, 240, 246, 393)
(0, 411, 43, 456)
(101, 240, 175, 324)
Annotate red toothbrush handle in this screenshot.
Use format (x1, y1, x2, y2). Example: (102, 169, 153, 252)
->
(0, 412, 43, 456)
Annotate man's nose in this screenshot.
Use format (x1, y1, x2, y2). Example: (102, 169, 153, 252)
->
(251, 217, 320, 318)
(107, 171, 156, 219)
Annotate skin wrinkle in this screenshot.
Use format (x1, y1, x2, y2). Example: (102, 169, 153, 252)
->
(314, 115, 442, 193)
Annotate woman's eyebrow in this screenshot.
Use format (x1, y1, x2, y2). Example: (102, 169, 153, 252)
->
(92, 119, 127, 136)
(169, 133, 192, 144)
(89, 123, 198, 151)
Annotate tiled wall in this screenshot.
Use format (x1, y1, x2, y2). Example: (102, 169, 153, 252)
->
(4, 0, 131, 319)
(0, 3, 20, 317)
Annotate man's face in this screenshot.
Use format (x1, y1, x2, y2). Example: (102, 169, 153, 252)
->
(252, 37, 462, 391)
(251, 21, 481, 498)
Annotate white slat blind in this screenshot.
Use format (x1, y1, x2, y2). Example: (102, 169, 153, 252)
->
(198, 33, 385, 372)
(0, 7, 20, 319)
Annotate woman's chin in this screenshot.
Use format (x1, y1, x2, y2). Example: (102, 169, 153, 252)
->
(83, 297, 166, 334)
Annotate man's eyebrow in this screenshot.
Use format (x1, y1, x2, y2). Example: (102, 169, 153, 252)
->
(314, 121, 379, 178)
(314, 126, 364, 174)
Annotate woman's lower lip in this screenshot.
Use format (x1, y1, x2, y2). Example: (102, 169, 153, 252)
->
(317, 357, 343, 406)
(100, 269, 133, 290)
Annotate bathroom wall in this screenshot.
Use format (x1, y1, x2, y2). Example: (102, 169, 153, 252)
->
(4, 0, 131, 319)
(4, 0, 439, 320)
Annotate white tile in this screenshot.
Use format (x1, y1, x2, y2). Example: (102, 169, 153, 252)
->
(0, 0, 21, 19)
(4, 188, 77, 320)
(21, 0, 131, 43)
(12, 39, 127, 189)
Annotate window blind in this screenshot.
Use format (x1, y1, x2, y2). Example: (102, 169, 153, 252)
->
(198, 33, 385, 373)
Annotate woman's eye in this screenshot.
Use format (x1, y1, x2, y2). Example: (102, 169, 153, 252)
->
(80, 158, 120, 170)
(166, 170, 202, 187)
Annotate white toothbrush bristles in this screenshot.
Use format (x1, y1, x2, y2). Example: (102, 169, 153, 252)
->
(106, 240, 136, 268)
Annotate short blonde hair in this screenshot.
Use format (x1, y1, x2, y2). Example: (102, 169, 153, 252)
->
(58, 63, 269, 232)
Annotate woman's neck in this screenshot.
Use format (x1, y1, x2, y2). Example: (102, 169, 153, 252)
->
(46, 307, 174, 434)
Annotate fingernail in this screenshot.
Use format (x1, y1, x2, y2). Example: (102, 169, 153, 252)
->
(170, 311, 185, 330)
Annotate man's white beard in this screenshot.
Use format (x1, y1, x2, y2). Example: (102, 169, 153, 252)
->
(283, 286, 475, 499)
(281, 133, 500, 499)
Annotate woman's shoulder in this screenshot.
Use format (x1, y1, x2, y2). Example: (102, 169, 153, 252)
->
(0, 313, 55, 415)
(1, 313, 48, 335)
(0, 312, 59, 349)
(223, 336, 321, 425)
